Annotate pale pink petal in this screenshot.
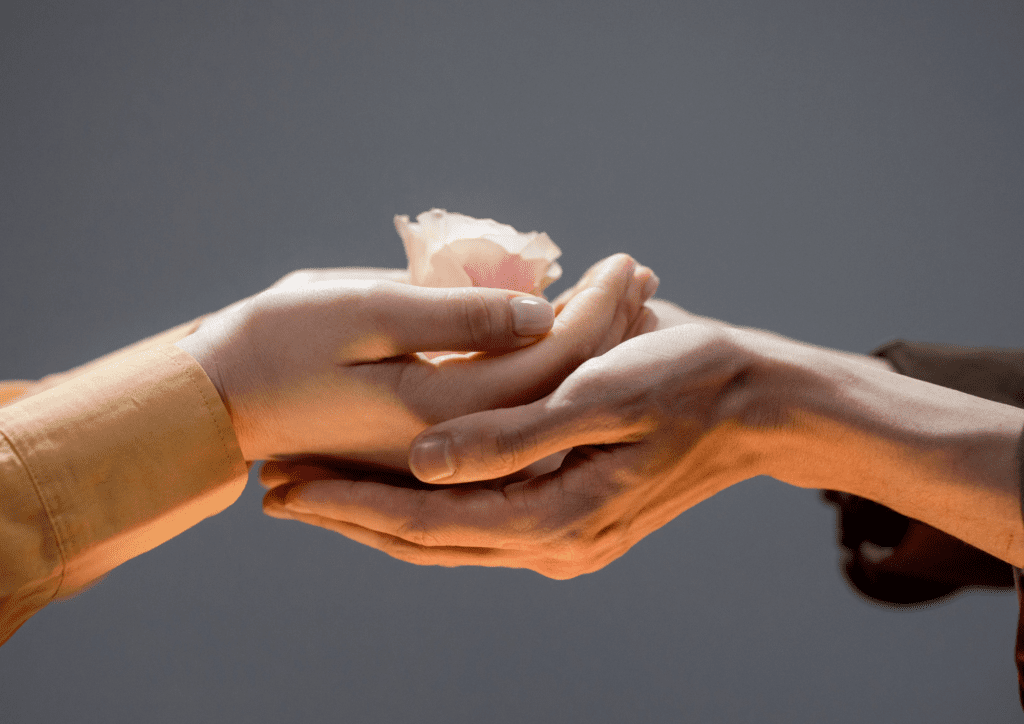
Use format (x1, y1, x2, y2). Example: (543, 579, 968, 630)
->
(396, 208, 562, 295)
(419, 245, 475, 288)
(536, 260, 562, 293)
(393, 214, 429, 283)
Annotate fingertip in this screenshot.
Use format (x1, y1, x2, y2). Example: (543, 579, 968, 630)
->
(280, 480, 332, 514)
(612, 253, 637, 276)
(259, 460, 291, 489)
(607, 252, 636, 267)
(635, 266, 659, 300)
(259, 460, 345, 489)
(262, 483, 297, 517)
(626, 266, 645, 302)
(265, 479, 340, 518)
(644, 272, 660, 299)
(263, 503, 295, 520)
(409, 433, 457, 482)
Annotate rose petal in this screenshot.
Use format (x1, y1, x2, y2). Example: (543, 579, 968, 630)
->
(537, 261, 562, 293)
(395, 208, 562, 295)
(419, 244, 475, 288)
(445, 238, 537, 293)
(393, 214, 429, 283)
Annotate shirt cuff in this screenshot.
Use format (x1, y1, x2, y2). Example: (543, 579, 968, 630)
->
(0, 343, 248, 643)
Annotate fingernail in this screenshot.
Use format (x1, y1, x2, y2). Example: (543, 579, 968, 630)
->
(409, 434, 455, 482)
(510, 297, 555, 337)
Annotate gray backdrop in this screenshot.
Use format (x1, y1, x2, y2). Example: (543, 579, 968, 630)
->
(2, 1, 1022, 721)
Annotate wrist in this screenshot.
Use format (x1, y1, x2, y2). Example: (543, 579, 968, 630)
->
(709, 329, 830, 485)
(174, 332, 253, 460)
(742, 337, 898, 491)
(736, 331, 1024, 564)
(734, 331, 942, 494)
(175, 334, 226, 398)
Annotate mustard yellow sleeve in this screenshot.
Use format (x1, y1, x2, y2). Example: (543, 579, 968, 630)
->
(0, 319, 249, 645)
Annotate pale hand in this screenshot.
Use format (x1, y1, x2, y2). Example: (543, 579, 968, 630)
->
(175, 254, 658, 470)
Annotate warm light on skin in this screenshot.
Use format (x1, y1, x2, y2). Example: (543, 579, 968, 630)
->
(178, 254, 655, 474)
(263, 300, 1024, 579)
(740, 330, 1024, 568)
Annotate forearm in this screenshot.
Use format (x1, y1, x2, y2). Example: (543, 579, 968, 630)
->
(746, 333, 1024, 566)
(648, 298, 895, 372)
(0, 344, 249, 644)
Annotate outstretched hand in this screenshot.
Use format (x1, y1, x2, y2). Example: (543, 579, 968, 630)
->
(261, 320, 768, 578)
(176, 254, 657, 470)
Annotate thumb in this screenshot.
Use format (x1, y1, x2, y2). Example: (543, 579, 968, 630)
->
(373, 283, 556, 355)
(408, 396, 595, 483)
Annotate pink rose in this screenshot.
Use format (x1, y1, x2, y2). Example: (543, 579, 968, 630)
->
(394, 208, 562, 296)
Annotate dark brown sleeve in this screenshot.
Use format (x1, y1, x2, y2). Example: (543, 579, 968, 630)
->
(872, 339, 1024, 408)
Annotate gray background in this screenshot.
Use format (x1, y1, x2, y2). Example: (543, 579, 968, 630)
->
(1, 1, 1022, 721)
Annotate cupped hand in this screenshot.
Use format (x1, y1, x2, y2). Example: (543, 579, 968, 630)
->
(176, 254, 657, 468)
(261, 322, 770, 579)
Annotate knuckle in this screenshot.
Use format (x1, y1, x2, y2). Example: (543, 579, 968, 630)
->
(273, 269, 315, 288)
(456, 291, 499, 348)
(380, 536, 427, 566)
(273, 270, 299, 287)
(396, 520, 438, 548)
(358, 280, 391, 305)
(359, 281, 398, 327)
(489, 426, 532, 474)
(395, 494, 436, 547)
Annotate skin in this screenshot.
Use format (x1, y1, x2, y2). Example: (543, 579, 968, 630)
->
(174, 254, 659, 471)
(261, 298, 1024, 577)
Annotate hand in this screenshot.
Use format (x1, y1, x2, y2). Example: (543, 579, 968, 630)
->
(260, 321, 766, 578)
(175, 254, 658, 468)
(261, 292, 1024, 576)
